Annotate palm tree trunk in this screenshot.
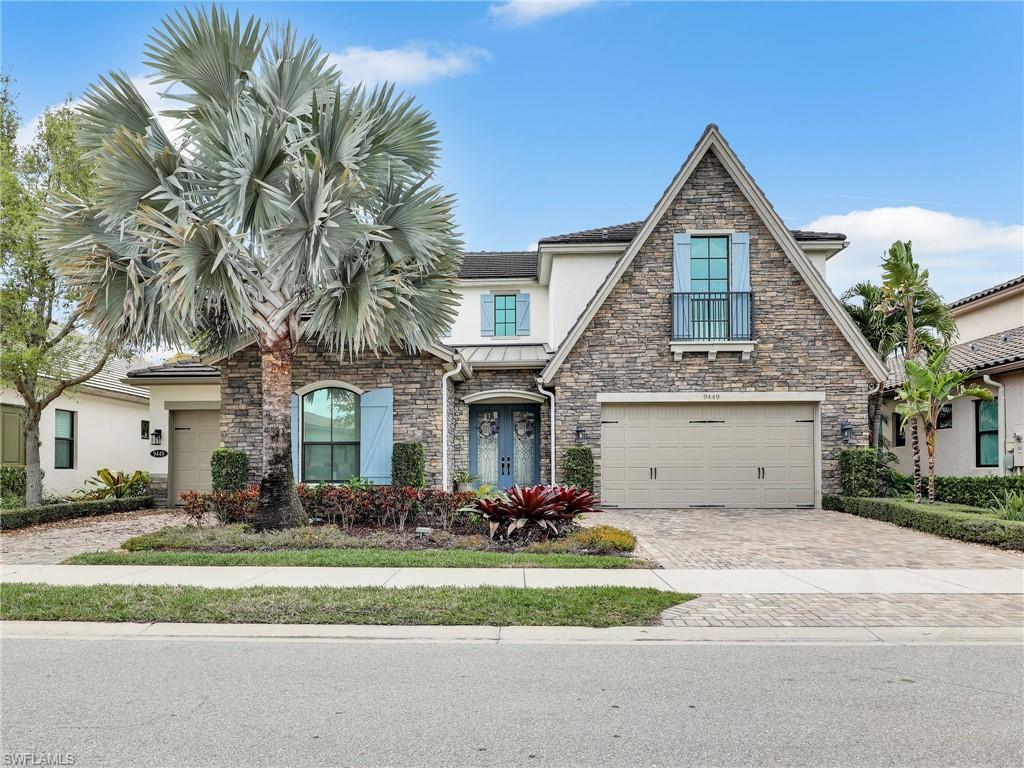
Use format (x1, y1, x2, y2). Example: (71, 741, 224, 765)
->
(255, 347, 304, 530)
(23, 410, 43, 507)
(910, 416, 923, 503)
(926, 426, 937, 503)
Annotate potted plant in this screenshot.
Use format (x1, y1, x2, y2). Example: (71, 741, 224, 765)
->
(453, 470, 476, 493)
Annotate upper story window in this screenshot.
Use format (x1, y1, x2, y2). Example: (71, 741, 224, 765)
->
(302, 388, 359, 483)
(690, 236, 729, 293)
(975, 399, 999, 467)
(494, 294, 517, 337)
(55, 409, 75, 469)
(481, 293, 530, 338)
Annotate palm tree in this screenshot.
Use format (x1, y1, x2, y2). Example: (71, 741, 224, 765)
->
(895, 348, 991, 503)
(877, 241, 956, 502)
(41, 7, 461, 528)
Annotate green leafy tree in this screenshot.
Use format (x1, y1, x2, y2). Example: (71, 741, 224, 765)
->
(895, 348, 991, 503)
(877, 241, 956, 501)
(41, 8, 461, 528)
(0, 76, 112, 507)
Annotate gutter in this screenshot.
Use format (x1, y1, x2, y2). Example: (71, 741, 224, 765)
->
(982, 374, 1006, 477)
(536, 380, 556, 485)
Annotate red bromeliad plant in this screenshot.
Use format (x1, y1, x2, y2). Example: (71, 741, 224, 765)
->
(472, 484, 603, 542)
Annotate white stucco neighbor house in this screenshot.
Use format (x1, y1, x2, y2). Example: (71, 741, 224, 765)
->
(1, 355, 154, 497)
(883, 275, 1024, 477)
(126, 125, 890, 508)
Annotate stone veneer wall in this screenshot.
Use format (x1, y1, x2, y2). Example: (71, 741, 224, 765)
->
(549, 150, 874, 496)
(220, 343, 448, 487)
(149, 473, 169, 506)
(450, 369, 550, 485)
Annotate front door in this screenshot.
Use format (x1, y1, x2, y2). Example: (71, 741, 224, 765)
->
(469, 404, 540, 490)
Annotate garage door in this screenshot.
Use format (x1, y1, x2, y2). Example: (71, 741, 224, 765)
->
(171, 410, 221, 503)
(601, 402, 816, 508)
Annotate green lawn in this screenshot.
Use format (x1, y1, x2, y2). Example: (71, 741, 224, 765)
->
(65, 548, 646, 569)
(0, 583, 693, 627)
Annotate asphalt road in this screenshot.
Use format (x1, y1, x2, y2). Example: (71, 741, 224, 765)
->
(2, 638, 1022, 768)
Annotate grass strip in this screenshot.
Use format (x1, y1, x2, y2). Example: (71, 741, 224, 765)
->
(64, 548, 645, 569)
(0, 584, 693, 627)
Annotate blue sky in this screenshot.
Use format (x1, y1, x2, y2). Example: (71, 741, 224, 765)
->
(3, 1, 1022, 301)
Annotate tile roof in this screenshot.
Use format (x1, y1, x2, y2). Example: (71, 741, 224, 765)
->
(885, 325, 1024, 389)
(127, 358, 221, 380)
(68, 354, 151, 400)
(454, 344, 551, 368)
(948, 274, 1024, 310)
(538, 221, 847, 245)
(459, 251, 538, 280)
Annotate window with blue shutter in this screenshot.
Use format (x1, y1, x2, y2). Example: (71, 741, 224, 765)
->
(515, 293, 531, 336)
(359, 387, 394, 484)
(729, 232, 751, 339)
(290, 394, 300, 478)
(493, 294, 517, 337)
(480, 294, 495, 337)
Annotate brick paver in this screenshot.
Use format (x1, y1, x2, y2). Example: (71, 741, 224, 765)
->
(0, 509, 189, 564)
(661, 593, 1024, 627)
(599, 508, 1024, 569)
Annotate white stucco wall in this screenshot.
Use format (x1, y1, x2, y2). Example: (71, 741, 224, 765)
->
(883, 370, 1024, 477)
(952, 290, 1024, 343)
(140, 382, 223, 481)
(445, 282, 551, 346)
(0, 387, 151, 496)
(548, 253, 619, 346)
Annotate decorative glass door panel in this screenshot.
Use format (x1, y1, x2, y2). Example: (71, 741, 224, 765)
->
(470, 404, 540, 490)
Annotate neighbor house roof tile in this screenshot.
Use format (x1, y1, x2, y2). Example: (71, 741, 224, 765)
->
(885, 326, 1024, 389)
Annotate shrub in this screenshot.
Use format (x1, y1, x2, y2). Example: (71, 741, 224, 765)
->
(570, 525, 636, 553)
(563, 446, 595, 491)
(0, 496, 155, 530)
(179, 491, 208, 527)
(839, 448, 878, 497)
(932, 475, 1024, 508)
(210, 448, 250, 492)
(991, 490, 1024, 522)
(471, 484, 603, 542)
(80, 469, 150, 499)
(821, 494, 843, 511)
(392, 442, 426, 488)
(418, 489, 477, 532)
(1, 465, 28, 501)
(209, 487, 259, 524)
(839, 496, 1024, 550)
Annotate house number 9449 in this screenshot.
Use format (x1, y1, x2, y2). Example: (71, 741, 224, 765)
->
(702, 393, 721, 401)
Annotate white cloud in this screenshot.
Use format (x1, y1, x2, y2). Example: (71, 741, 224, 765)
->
(807, 206, 1024, 301)
(488, 0, 596, 27)
(328, 45, 490, 86)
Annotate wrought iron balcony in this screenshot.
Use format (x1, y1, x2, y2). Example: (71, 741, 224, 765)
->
(671, 292, 754, 341)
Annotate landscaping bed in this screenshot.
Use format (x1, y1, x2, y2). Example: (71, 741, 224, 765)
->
(67, 523, 650, 568)
(0, 496, 155, 531)
(831, 496, 1024, 550)
(0, 584, 693, 627)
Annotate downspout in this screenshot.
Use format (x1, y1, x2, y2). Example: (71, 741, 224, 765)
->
(983, 375, 1006, 477)
(537, 379, 556, 485)
(867, 379, 882, 449)
(441, 358, 467, 491)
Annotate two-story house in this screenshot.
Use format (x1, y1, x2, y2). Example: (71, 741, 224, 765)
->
(125, 125, 888, 508)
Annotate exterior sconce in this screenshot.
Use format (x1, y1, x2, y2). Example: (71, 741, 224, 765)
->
(839, 420, 854, 443)
(575, 425, 587, 444)
(150, 429, 162, 446)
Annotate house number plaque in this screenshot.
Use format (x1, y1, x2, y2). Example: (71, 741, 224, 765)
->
(150, 449, 168, 458)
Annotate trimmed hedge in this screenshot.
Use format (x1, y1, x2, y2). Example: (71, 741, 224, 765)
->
(839, 448, 877, 497)
(564, 446, 595, 491)
(392, 442, 426, 488)
(837, 496, 1024, 550)
(0, 496, 155, 531)
(933, 475, 1024, 509)
(821, 494, 843, 511)
(211, 448, 250, 491)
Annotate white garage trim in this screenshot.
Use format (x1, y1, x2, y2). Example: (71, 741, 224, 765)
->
(597, 391, 825, 403)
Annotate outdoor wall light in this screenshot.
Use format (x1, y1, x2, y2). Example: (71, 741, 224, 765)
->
(575, 425, 588, 444)
(839, 420, 854, 442)
(150, 429, 162, 446)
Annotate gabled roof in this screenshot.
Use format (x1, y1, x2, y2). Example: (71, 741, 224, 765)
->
(885, 326, 1024, 389)
(539, 124, 889, 384)
(948, 274, 1024, 310)
(459, 251, 538, 280)
(539, 221, 847, 245)
(69, 353, 150, 400)
(127, 358, 221, 380)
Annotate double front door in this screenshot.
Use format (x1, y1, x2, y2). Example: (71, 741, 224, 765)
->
(469, 404, 540, 490)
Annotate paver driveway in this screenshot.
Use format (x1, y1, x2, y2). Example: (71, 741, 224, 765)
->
(598, 507, 1024, 569)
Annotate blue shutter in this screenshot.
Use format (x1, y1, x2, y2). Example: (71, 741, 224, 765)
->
(480, 294, 495, 337)
(359, 387, 393, 485)
(730, 232, 751, 339)
(290, 393, 300, 480)
(672, 234, 692, 339)
(515, 293, 531, 336)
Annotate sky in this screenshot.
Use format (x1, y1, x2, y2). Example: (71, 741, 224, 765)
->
(3, 0, 1022, 303)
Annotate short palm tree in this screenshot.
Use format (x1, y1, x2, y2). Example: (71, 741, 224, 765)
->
(877, 241, 956, 501)
(894, 348, 991, 503)
(41, 7, 461, 528)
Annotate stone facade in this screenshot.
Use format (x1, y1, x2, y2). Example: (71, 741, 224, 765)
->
(220, 343, 448, 487)
(548, 150, 873, 495)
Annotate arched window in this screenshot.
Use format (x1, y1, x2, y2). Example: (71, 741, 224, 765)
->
(301, 387, 359, 483)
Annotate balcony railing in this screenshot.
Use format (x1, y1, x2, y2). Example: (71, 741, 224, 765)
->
(671, 292, 753, 341)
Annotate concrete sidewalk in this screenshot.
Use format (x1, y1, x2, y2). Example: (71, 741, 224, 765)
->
(2, 564, 1021, 593)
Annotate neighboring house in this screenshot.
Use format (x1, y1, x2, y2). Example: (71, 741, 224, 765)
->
(125, 125, 887, 508)
(882, 276, 1024, 477)
(1, 355, 153, 497)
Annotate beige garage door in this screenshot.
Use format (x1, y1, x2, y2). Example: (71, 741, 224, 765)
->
(601, 402, 816, 508)
(171, 410, 221, 503)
